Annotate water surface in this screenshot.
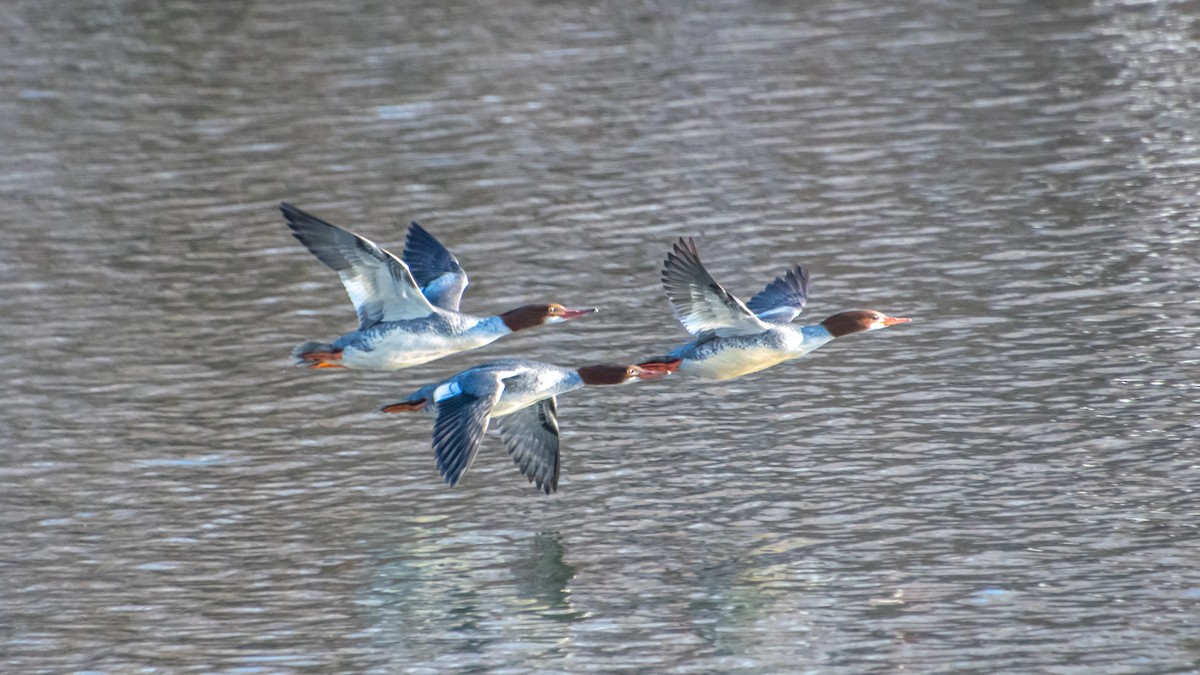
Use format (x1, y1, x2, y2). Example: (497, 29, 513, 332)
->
(2, 0, 1199, 672)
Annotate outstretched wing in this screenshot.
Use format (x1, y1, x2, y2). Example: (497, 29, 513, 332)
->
(495, 397, 560, 494)
(430, 372, 504, 487)
(281, 203, 436, 329)
(402, 222, 469, 311)
(745, 264, 810, 324)
(661, 237, 770, 337)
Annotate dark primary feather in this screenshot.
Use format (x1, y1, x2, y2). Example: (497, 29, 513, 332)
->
(660, 237, 769, 337)
(280, 203, 434, 328)
(281, 203, 374, 272)
(402, 222, 469, 311)
(431, 391, 498, 487)
(745, 264, 810, 324)
(495, 398, 561, 494)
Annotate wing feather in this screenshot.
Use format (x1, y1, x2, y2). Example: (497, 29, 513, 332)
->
(430, 376, 504, 487)
(661, 237, 770, 337)
(281, 203, 436, 328)
(745, 264, 810, 324)
(402, 222, 469, 311)
(495, 397, 561, 494)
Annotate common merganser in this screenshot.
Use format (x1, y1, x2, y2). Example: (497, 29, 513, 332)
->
(280, 203, 596, 370)
(641, 237, 910, 381)
(381, 358, 678, 493)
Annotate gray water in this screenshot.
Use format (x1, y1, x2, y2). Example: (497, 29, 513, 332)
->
(3, 0, 1199, 672)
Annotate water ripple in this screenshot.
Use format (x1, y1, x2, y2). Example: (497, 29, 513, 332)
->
(2, 0, 1199, 672)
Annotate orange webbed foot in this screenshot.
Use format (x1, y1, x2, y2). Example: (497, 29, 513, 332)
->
(381, 399, 428, 413)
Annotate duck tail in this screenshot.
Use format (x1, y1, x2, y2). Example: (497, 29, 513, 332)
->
(292, 341, 344, 368)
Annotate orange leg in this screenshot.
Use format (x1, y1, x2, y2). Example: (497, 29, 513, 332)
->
(381, 399, 428, 413)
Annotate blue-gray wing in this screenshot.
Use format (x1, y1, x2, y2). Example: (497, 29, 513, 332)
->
(403, 222, 469, 311)
(495, 397, 560, 494)
(431, 375, 504, 487)
(281, 203, 435, 328)
(661, 237, 770, 337)
(746, 265, 810, 324)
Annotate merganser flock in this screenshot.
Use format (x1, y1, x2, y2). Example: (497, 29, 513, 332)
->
(281, 205, 910, 493)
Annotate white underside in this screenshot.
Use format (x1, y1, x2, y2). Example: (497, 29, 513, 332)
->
(491, 392, 550, 418)
(489, 368, 576, 417)
(679, 346, 799, 381)
(341, 331, 500, 370)
(492, 378, 569, 417)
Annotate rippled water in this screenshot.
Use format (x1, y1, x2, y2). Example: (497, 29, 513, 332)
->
(3, 0, 1199, 671)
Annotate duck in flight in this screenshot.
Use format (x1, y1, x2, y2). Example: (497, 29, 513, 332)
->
(381, 358, 678, 493)
(280, 203, 596, 370)
(642, 237, 910, 381)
